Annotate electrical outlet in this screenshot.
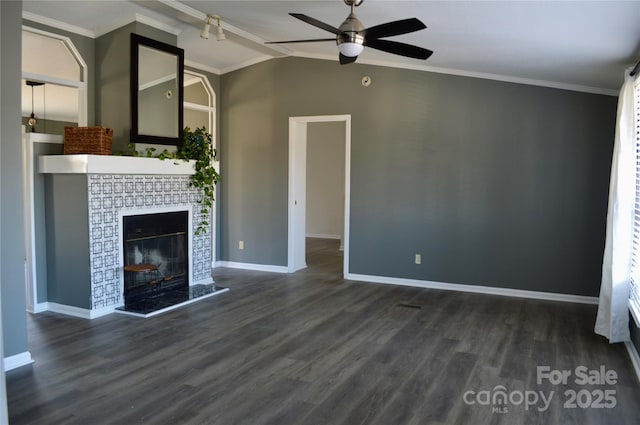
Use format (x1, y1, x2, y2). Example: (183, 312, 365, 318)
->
(415, 254, 421, 265)
(239, 240, 244, 250)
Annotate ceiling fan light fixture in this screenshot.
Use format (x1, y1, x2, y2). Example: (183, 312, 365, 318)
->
(338, 41, 364, 57)
(270, 1, 432, 65)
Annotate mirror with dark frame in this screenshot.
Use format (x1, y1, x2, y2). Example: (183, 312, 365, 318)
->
(131, 34, 184, 147)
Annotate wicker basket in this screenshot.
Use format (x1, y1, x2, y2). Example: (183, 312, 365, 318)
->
(64, 126, 113, 155)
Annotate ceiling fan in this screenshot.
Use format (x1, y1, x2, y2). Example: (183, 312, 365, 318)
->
(266, 0, 433, 65)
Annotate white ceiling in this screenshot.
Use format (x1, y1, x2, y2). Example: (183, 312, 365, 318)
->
(22, 0, 640, 96)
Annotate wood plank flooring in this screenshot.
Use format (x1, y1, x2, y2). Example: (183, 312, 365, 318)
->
(6, 238, 640, 424)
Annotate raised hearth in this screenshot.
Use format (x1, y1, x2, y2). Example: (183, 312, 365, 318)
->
(115, 283, 228, 318)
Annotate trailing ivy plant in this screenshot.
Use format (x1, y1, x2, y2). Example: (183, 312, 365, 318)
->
(178, 126, 221, 235)
(120, 126, 221, 235)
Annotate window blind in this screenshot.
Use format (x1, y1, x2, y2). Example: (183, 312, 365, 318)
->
(630, 77, 640, 323)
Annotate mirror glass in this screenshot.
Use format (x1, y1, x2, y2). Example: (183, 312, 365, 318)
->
(131, 34, 184, 146)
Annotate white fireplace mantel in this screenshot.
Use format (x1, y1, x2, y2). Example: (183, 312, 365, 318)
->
(39, 154, 196, 175)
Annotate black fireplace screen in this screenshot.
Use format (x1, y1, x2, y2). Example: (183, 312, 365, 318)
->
(123, 211, 188, 305)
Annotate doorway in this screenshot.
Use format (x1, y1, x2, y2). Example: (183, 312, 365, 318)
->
(287, 115, 351, 277)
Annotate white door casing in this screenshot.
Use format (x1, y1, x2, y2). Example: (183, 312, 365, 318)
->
(288, 115, 351, 276)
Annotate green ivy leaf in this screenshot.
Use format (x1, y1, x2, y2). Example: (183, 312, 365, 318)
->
(117, 126, 220, 235)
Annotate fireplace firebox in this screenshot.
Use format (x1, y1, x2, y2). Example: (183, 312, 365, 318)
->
(122, 211, 189, 312)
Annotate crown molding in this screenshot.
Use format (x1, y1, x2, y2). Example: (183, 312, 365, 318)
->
(93, 15, 135, 38)
(158, 0, 206, 21)
(135, 13, 182, 36)
(292, 52, 619, 97)
(185, 60, 222, 76)
(23, 11, 182, 40)
(23, 11, 95, 38)
(94, 13, 181, 38)
(219, 55, 275, 75)
(188, 56, 277, 77)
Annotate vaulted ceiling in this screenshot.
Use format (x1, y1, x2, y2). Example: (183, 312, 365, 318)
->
(22, 0, 640, 95)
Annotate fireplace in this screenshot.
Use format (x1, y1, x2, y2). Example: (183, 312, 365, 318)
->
(122, 210, 189, 312)
(38, 157, 228, 318)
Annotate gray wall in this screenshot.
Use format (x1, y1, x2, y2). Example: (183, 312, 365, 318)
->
(34, 142, 64, 303)
(306, 121, 345, 239)
(96, 22, 177, 152)
(0, 0, 6, 402)
(21, 117, 76, 136)
(44, 175, 90, 308)
(1, 0, 28, 358)
(0, 5, 7, 416)
(220, 57, 616, 296)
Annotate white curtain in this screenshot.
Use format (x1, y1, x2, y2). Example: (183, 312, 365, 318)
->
(595, 69, 636, 343)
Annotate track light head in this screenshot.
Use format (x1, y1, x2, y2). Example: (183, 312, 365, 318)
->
(200, 15, 213, 39)
(200, 23, 210, 39)
(215, 23, 226, 41)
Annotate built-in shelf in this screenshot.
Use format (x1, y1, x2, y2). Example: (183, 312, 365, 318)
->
(25, 133, 64, 145)
(39, 154, 196, 175)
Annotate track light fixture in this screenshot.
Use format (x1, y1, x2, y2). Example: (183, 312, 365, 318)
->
(201, 15, 225, 41)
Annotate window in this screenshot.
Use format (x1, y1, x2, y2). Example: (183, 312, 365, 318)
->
(21, 27, 88, 131)
(183, 70, 216, 149)
(630, 76, 640, 324)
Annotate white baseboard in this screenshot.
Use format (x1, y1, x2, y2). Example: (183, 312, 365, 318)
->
(215, 261, 288, 273)
(88, 305, 117, 319)
(4, 351, 34, 371)
(306, 233, 341, 240)
(47, 302, 115, 319)
(345, 273, 599, 305)
(27, 302, 50, 314)
(625, 341, 640, 384)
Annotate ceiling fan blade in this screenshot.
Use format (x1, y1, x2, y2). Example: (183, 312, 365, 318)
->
(266, 38, 336, 44)
(365, 18, 426, 40)
(365, 38, 433, 60)
(290, 13, 341, 35)
(339, 53, 358, 65)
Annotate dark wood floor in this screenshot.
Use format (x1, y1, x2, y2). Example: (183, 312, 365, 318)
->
(7, 238, 640, 424)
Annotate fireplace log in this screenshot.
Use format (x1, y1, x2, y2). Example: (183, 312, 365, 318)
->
(124, 264, 158, 273)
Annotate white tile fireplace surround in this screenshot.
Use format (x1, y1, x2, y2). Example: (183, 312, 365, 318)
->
(39, 155, 216, 318)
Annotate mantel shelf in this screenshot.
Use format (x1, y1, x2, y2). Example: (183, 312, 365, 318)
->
(38, 154, 196, 175)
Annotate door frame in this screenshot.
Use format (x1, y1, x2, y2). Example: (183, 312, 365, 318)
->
(287, 115, 351, 277)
